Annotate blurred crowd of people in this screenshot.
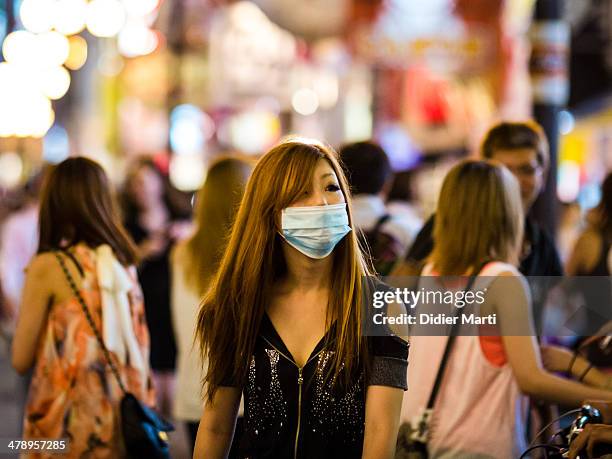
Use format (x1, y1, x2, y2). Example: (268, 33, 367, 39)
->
(0, 119, 610, 459)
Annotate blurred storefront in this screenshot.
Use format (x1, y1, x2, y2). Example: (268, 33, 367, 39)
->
(0, 0, 609, 213)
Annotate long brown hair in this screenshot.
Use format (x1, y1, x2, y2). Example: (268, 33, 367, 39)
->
(38, 157, 138, 266)
(184, 157, 252, 295)
(431, 160, 523, 275)
(196, 139, 371, 401)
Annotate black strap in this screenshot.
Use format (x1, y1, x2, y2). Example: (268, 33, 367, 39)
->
(425, 263, 487, 409)
(53, 251, 128, 394)
(60, 248, 84, 278)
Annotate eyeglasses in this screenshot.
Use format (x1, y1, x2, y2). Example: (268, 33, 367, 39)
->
(505, 164, 543, 177)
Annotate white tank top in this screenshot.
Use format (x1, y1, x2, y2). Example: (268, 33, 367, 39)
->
(170, 249, 207, 421)
(401, 262, 528, 459)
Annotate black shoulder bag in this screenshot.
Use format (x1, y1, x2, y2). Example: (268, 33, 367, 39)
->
(395, 265, 485, 459)
(54, 251, 174, 459)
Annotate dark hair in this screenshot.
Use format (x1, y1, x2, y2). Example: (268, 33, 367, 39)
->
(598, 172, 612, 236)
(481, 121, 549, 170)
(38, 157, 138, 266)
(387, 170, 416, 202)
(122, 158, 192, 223)
(339, 141, 391, 195)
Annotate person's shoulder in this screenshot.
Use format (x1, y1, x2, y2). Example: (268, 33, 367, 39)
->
(27, 252, 60, 278)
(481, 262, 529, 296)
(481, 261, 520, 276)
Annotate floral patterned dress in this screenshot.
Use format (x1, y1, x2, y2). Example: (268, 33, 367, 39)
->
(22, 244, 155, 458)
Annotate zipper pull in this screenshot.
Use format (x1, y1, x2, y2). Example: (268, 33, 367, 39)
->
(297, 367, 304, 385)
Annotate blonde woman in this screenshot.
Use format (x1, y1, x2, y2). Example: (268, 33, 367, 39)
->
(170, 157, 252, 452)
(193, 140, 409, 458)
(400, 160, 611, 459)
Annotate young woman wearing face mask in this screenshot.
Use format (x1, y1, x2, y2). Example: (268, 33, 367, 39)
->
(193, 140, 409, 458)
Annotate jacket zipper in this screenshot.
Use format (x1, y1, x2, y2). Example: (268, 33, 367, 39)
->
(294, 367, 304, 459)
(261, 336, 324, 459)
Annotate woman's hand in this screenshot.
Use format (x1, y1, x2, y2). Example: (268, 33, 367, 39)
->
(568, 424, 612, 459)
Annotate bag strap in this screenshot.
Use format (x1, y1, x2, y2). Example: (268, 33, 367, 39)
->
(425, 262, 488, 409)
(60, 247, 85, 278)
(53, 251, 128, 395)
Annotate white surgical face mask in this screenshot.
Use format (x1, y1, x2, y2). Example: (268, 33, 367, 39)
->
(280, 203, 351, 259)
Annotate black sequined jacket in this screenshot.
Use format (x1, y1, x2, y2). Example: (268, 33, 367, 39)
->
(228, 313, 409, 459)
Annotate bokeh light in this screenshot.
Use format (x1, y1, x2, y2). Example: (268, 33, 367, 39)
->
(39, 66, 71, 100)
(54, 0, 88, 35)
(292, 88, 319, 116)
(37, 31, 70, 68)
(20, 0, 55, 34)
(557, 160, 580, 203)
(313, 71, 339, 109)
(22, 94, 55, 138)
(65, 35, 88, 70)
(169, 104, 215, 155)
(169, 153, 206, 191)
(86, 0, 126, 38)
(118, 20, 158, 57)
(123, 0, 159, 17)
(2, 30, 38, 65)
(0, 63, 55, 138)
(558, 110, 575, 135)
(227, 109, 280, 154)
(0, 152, 24, 188)
(44, 125, 70, 163)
